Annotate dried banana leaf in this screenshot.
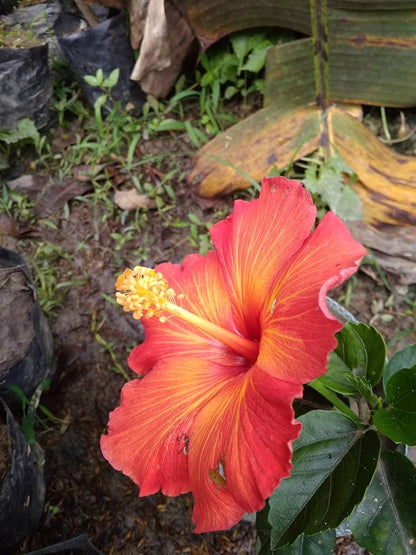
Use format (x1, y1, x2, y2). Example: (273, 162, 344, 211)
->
(188, 104, 322, 197)
(328, 105, 416, 227)
(173, 0, 311, 49)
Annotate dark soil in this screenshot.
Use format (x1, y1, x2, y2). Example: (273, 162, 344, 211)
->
(2, 114, 415, 555)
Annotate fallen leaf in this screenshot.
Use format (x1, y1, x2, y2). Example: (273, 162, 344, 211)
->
(113, 189, 152, 211)
(51, 124, 82, 153)
(33, 179, 92, 218)
(130, 0, 196, 97)
(106, 165, 127, 186)
(0, 214, 18, 238)
(6, 174, 49, 200)
(328, 105, 416, 228)
(188, 104, 322, 196)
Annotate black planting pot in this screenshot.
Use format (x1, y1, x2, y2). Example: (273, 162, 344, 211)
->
(0, 399, 45, 554)
(58, 13, 145, 114)
(0, 0, 17, 15)
(0, 43, 52, 130)
(0, 248, 55, 411)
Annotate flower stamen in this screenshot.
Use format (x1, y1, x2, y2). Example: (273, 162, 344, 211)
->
(115, 266, 259, 363)
(116, 267, 181, 320)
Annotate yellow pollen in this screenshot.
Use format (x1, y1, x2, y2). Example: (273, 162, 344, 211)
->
(115, 266, 260, 363)
(115, 266, 180, 320)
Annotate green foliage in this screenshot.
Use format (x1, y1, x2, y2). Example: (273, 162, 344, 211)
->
(84, 68, 121, 139)
(195, 28, 293, 133)
(319, 322, 386, 397)
(187, 212, 213, 255)
(84, 68, 120, 90)
(91, 309, 130, 381)
(268, 411, 380, 549)
(256, 502, 336, 555)
(302, 152, 363, 221)
(349, 450, 416, 555)
(261, 323, 416, 553)
(199, 29, 292, 100)
(0, 182, 35, 221)
(373, 367, 416, 445)
(31, 243, 83, 317)
(383, 344, 416, 390)
(0, 118, 41, 169)
(7, 382, 68, 446)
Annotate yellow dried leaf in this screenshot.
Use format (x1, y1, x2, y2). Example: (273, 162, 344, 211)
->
(188, 104, 322, 197)
(328, 105, 416, 228)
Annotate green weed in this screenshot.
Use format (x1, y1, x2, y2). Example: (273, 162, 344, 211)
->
(195, 28, 294, 133)
(301, 151, 363, 221)
(0, 118, 43, 170)
(31, 243, 84, 317)
(91, 309, 130, 381)
(7, 381, 69, 446)
(0, 183, 35, 221)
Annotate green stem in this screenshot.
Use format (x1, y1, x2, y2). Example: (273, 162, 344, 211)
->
(380, 106, 391, 141)
(309, 379, 364, 426)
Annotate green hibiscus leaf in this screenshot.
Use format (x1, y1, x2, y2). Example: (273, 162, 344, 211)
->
(373, 366, 416, 445)
(383, 344, 416, 392)
(268, 411, 380, 549)
(349, 450, 416, 554)
(273, 530, 336, 554)
(320, 322, 386, 395)
(256, 503, 336, 554)
(319, 351, 357, 395)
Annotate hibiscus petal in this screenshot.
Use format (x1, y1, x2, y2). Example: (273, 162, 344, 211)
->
(100, 358, 302, 533)
(210, 177, 316, 339)
(128, 252, 246, 374)
(100, 374, 192, 497)
(258, 211, 367, 384)
(190, 365, 302, 532)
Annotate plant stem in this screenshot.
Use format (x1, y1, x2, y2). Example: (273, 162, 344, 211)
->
(309, 378, 364, 426)
(380, 106, 391, 141)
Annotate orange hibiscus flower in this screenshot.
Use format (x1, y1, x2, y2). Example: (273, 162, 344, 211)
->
(101, 177, 366, 532)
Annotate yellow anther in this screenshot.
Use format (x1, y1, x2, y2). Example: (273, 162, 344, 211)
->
(115, 266, 178, 321)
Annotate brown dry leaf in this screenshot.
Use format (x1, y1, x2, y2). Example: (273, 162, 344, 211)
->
(188, 104, 322, 197)
(0, 214, 39, 242)
(126, 0, 151, 49)
(0, 214, 18, 239)
(51, 122, 83, 153)
(130, 0, 196, 97)
(33, 179, 92, 218)
(113, 189, 151, 211)
(106, 165, 127, 186)
(6, 174, 49, 200)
